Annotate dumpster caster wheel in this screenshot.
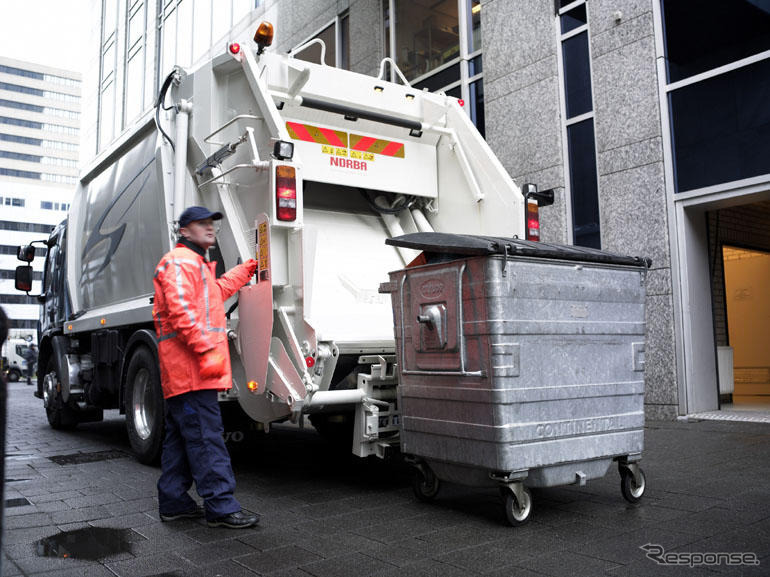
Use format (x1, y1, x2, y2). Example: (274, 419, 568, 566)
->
(502, 485, 532, 526)
(412, 467, 440, 502)
(620, 466, 646, 504)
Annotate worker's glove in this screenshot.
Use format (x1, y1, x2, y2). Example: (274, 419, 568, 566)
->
(245, 259, 258, 277)
(199, 349, 226, 380)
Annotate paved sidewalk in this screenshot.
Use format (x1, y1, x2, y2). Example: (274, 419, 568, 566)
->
(2, 380, 770, 577)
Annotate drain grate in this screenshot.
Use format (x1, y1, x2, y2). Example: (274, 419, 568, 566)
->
(5, 497, 31, 508)
(48, 449, 130, 465)
(687, 411, 770, 424)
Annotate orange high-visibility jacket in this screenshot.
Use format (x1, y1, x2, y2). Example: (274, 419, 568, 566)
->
(153, 243, 252, 399)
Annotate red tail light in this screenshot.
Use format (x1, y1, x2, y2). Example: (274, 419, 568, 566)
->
(525, 198, 540, 241)
(275, 165, 297, 221)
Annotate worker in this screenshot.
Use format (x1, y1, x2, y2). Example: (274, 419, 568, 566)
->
(23, 344, 37, 386)
(153, 206, 259, 529)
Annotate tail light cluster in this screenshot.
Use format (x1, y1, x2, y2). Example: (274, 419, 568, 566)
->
(275, 165, 297, 221)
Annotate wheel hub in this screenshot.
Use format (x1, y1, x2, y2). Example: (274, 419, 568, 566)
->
(43, 372, 57, 408)
(132, 368, 153, 441)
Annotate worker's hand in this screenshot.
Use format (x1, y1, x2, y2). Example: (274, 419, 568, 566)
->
(199, 349, 226, 380)
(245, 259, 258, 277)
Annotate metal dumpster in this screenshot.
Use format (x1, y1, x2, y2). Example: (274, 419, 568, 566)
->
(380, 233, 650, 525)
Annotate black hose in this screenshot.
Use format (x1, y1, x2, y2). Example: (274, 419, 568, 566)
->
(155, 70, 177, 152)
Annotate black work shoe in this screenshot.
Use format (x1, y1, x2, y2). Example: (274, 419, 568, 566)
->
(207, 510, 259, 529)
(159, 506, 204, 522)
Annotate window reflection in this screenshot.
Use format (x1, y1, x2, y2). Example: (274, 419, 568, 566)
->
(396, 0, 460, 81)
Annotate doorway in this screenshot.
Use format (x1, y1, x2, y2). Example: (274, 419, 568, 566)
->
(722, 245, 770, 406)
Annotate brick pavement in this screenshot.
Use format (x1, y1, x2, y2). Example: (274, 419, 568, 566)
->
(2, 380, 770, 576)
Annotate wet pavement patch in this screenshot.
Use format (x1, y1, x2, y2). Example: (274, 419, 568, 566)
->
(4, 497, 31, 508)
(5, 453, 34, 461)
(36, 527, 134, 560)
(48, 449, 130, 465)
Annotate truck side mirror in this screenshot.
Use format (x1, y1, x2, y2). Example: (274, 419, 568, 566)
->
(15, 266, 33, 292)
(17, 245, 35, 262)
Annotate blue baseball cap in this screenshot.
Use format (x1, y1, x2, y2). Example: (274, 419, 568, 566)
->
(178, 206, 223, 228)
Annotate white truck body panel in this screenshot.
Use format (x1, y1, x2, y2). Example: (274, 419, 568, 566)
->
(59, 35, 526, 455)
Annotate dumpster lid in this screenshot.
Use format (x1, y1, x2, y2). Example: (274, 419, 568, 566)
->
(386, 232, 652, 268)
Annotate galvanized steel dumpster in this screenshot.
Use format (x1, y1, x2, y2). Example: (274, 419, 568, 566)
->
(380, 233, 650, 525)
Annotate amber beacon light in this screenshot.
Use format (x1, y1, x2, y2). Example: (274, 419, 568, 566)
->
(254, 21, 274, 55)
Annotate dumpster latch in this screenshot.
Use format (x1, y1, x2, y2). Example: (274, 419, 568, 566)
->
(417, 304, 447, 349)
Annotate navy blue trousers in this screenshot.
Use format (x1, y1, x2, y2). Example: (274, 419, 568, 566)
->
(157, 389, 241, 521)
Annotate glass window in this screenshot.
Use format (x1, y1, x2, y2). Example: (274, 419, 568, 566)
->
(100, 81, 115, 146)
(562, 31, 592, 118)
(128, 1, 144, 49)
(469, 54, 482, 76)
(125, 50, 144, 124)
(233, 0, 253, 23)
(663, 0, 770, 83)
(670, 58, 770, 193)
(567, 119, 600, 248)
(561, 3, 587, 34)
(395, 0, 460, 81)
(192, 0, 212, 61)
(161, 7, 176, 77)
(340, 14, 350, 70)
(470, 79, 485, 137)
(177, 0, 193, 68)
(212, 0, 232, 43)
(413, 62, 461, 92)
(469, 1, 481, 52)
(295, 24, 336, 67)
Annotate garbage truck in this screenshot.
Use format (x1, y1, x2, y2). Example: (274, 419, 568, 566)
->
(14, 22, 551, 465)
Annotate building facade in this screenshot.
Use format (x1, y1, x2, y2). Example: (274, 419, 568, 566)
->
(84, 0, 770, 418)
(0, 57, 81, 339)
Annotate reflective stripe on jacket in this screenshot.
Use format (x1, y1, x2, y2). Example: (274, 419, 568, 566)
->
(153, 243, 252, 399)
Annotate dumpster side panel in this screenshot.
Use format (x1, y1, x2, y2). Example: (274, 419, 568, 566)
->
(392, 255, 646, 482)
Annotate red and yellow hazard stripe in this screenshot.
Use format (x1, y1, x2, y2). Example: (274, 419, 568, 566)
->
(286, 122, 348, 148)
(349, 133, 405, 158)
(285, 122, 405, 159)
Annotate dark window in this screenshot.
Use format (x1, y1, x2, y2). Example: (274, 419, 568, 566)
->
(0, 116, 43, 130)
(469, 54, 482, 76)
(662, 0, 770, 83)
(0, 133, 41, 146)
(0, 220, 54, 233)
(0, 168, 42, 180)
(413, 63, 461, 92)
(670, 58, 770, 193)
(0, 64, 44, 80)
(0, 294, 40, 304)
(0, 150, 41, 163)
(340, 14, 350, 70)
(561, 4, 587, 34)
(0, 245, 46, 257)
(0, 99, 44, 114)
(395, 0, 460, 82)
(0, 269, 43, 280)
(9, 319, 39, 329)
(0, 81, 44, 97)
(470, 79, 485, 137)
(562, 31, 592, 118)
(567, 119, 600, 248)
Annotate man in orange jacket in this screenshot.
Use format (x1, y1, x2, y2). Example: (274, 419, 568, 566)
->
(153, 206, 258, 529)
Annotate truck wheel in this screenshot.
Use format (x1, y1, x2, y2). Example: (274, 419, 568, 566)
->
(7, 369, 20, 382)
(42, 359, 77, 430)
(125, 346, 164, 465)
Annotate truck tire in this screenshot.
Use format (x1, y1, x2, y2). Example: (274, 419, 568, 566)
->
(7, 368, 21, 382)
(42, 358, 78, 430)
(125, 346, 165, 465)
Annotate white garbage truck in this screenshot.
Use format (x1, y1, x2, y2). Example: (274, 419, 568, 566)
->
(14, 22, 552, 464)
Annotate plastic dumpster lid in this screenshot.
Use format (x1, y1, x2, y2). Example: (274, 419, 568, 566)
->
(386, 232, 652, 268)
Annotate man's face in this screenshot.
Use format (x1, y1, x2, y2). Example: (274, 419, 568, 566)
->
(180, 218, 217, 250)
